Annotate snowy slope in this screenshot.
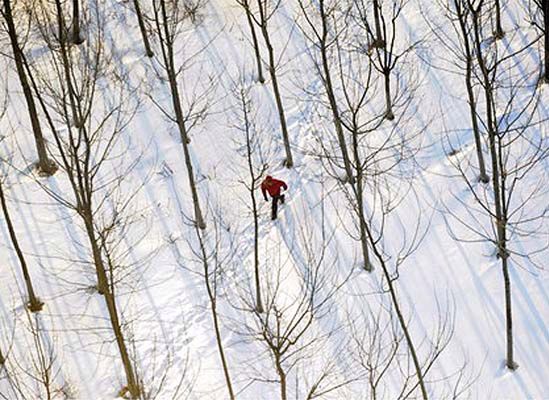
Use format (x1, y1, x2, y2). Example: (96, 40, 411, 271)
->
(0, 0, 548, 399)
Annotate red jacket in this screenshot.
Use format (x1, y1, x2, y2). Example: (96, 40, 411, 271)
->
(261, 177, 287, 199)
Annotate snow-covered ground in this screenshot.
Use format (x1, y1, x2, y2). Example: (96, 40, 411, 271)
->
(1, 0, 547, 399)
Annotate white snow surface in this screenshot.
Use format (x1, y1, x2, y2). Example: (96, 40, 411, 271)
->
(0, 0, 548, 399)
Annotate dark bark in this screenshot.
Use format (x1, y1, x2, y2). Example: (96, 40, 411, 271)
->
(240, 90, 263, 312)
(493, 0, 504, 39)
(155, 0, 206, 229)
(541, 0, 549, 83)
(83, 214, 141, 395)
(365, 229, 428, 399)
(383, 70, 394, 120)
(471, 3, 516, 370)
(255, 0, 293, 167)
(133, 0, 154, 57)
(350, 130, 372, 271)
(274, 355, 287, 400)
(0, 180, 43, 312)
(317, 0, 355, 184)
(454, 0, 489, 182)
(71, 0, 85, 44)
(241, 0, 265, 83)
(195, 227, 236, 400)
(167, 71, 207, 229)
(2, 0, 56, 176)
(50, 0, 142, 394)
(372, 0, 385, 48)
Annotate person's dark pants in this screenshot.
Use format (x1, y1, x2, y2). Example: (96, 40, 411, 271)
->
(271, 194, 285, 220)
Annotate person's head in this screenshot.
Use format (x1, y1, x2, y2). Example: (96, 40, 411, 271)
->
(265, 175, 273, 183)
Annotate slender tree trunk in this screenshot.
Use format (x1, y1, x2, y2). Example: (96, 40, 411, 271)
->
(133, 0, 154, 57)
(486, 131, 516, 370)
(241, 92, 263, 312)
(274, 355, 287, 400)
(71, 0, 84, 44)
(465, 74, 489, 182)
(493, 132, 515, 370)
(368, 247, 428, 399)
(493, 0, 504, 39)
(196, 229, 236, 399)
(383, 70, 394, 120)
(501, 254, 516, 369)
(53, 0, 140, 391)
(0, 180, 44, 312)
(242, 1, 264, 83)
(210, 297, 236, 400)
(372, 0, 385, 48)
(167, 72, 206, 229)
(83, 215, 110, 294)
(454, 0, 489, 182)
(82, 216, 141, 396)
(252, 192, 263, 312)
(318, 0, 355, 184)
(351, 131, 372, 271)
(472, 3, 516, 369)
(256, 1, 293, 167)
(104, 291, 140, 397)
(2, 0, 56, 176)
(157, 0, 206, 229)
(542, 0, 549, 83)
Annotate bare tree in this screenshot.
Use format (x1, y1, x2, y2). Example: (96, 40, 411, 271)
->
(132, 0, 155, 57)
(241, 0, 294, 167)
(353, 0, 415, 121)
(493, 0, 504, 39)
(188, 211, 236, 399)
(150, 0, 207, 229)
(0, 307, 63, 399)
(426, 0, 490, 183)
(71, 0, 85, 44)
(297, 0, 356, 184)
(232, 211, 352, 400)
(526, 0, 549, 82)
(235, 0, 265, 83)
(540, 0, 549, 81)
(347, 294, 473, 400)
(0, 176, 44, 312)
(370, 0, 386, 48)
(1, 0, 56, 175)
(310, 32, 432, 392)
(229, 76, 273, 313)
(442, 0, 549, 371)
(28, 0, 147, 394)
(302, 12, 420, 272)
(358, 183, 433, 399)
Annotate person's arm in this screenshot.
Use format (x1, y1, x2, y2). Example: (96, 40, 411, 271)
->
(282, 181, 288, 191)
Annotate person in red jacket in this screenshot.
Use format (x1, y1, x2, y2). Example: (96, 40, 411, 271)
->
(261, 175, 288, 220)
